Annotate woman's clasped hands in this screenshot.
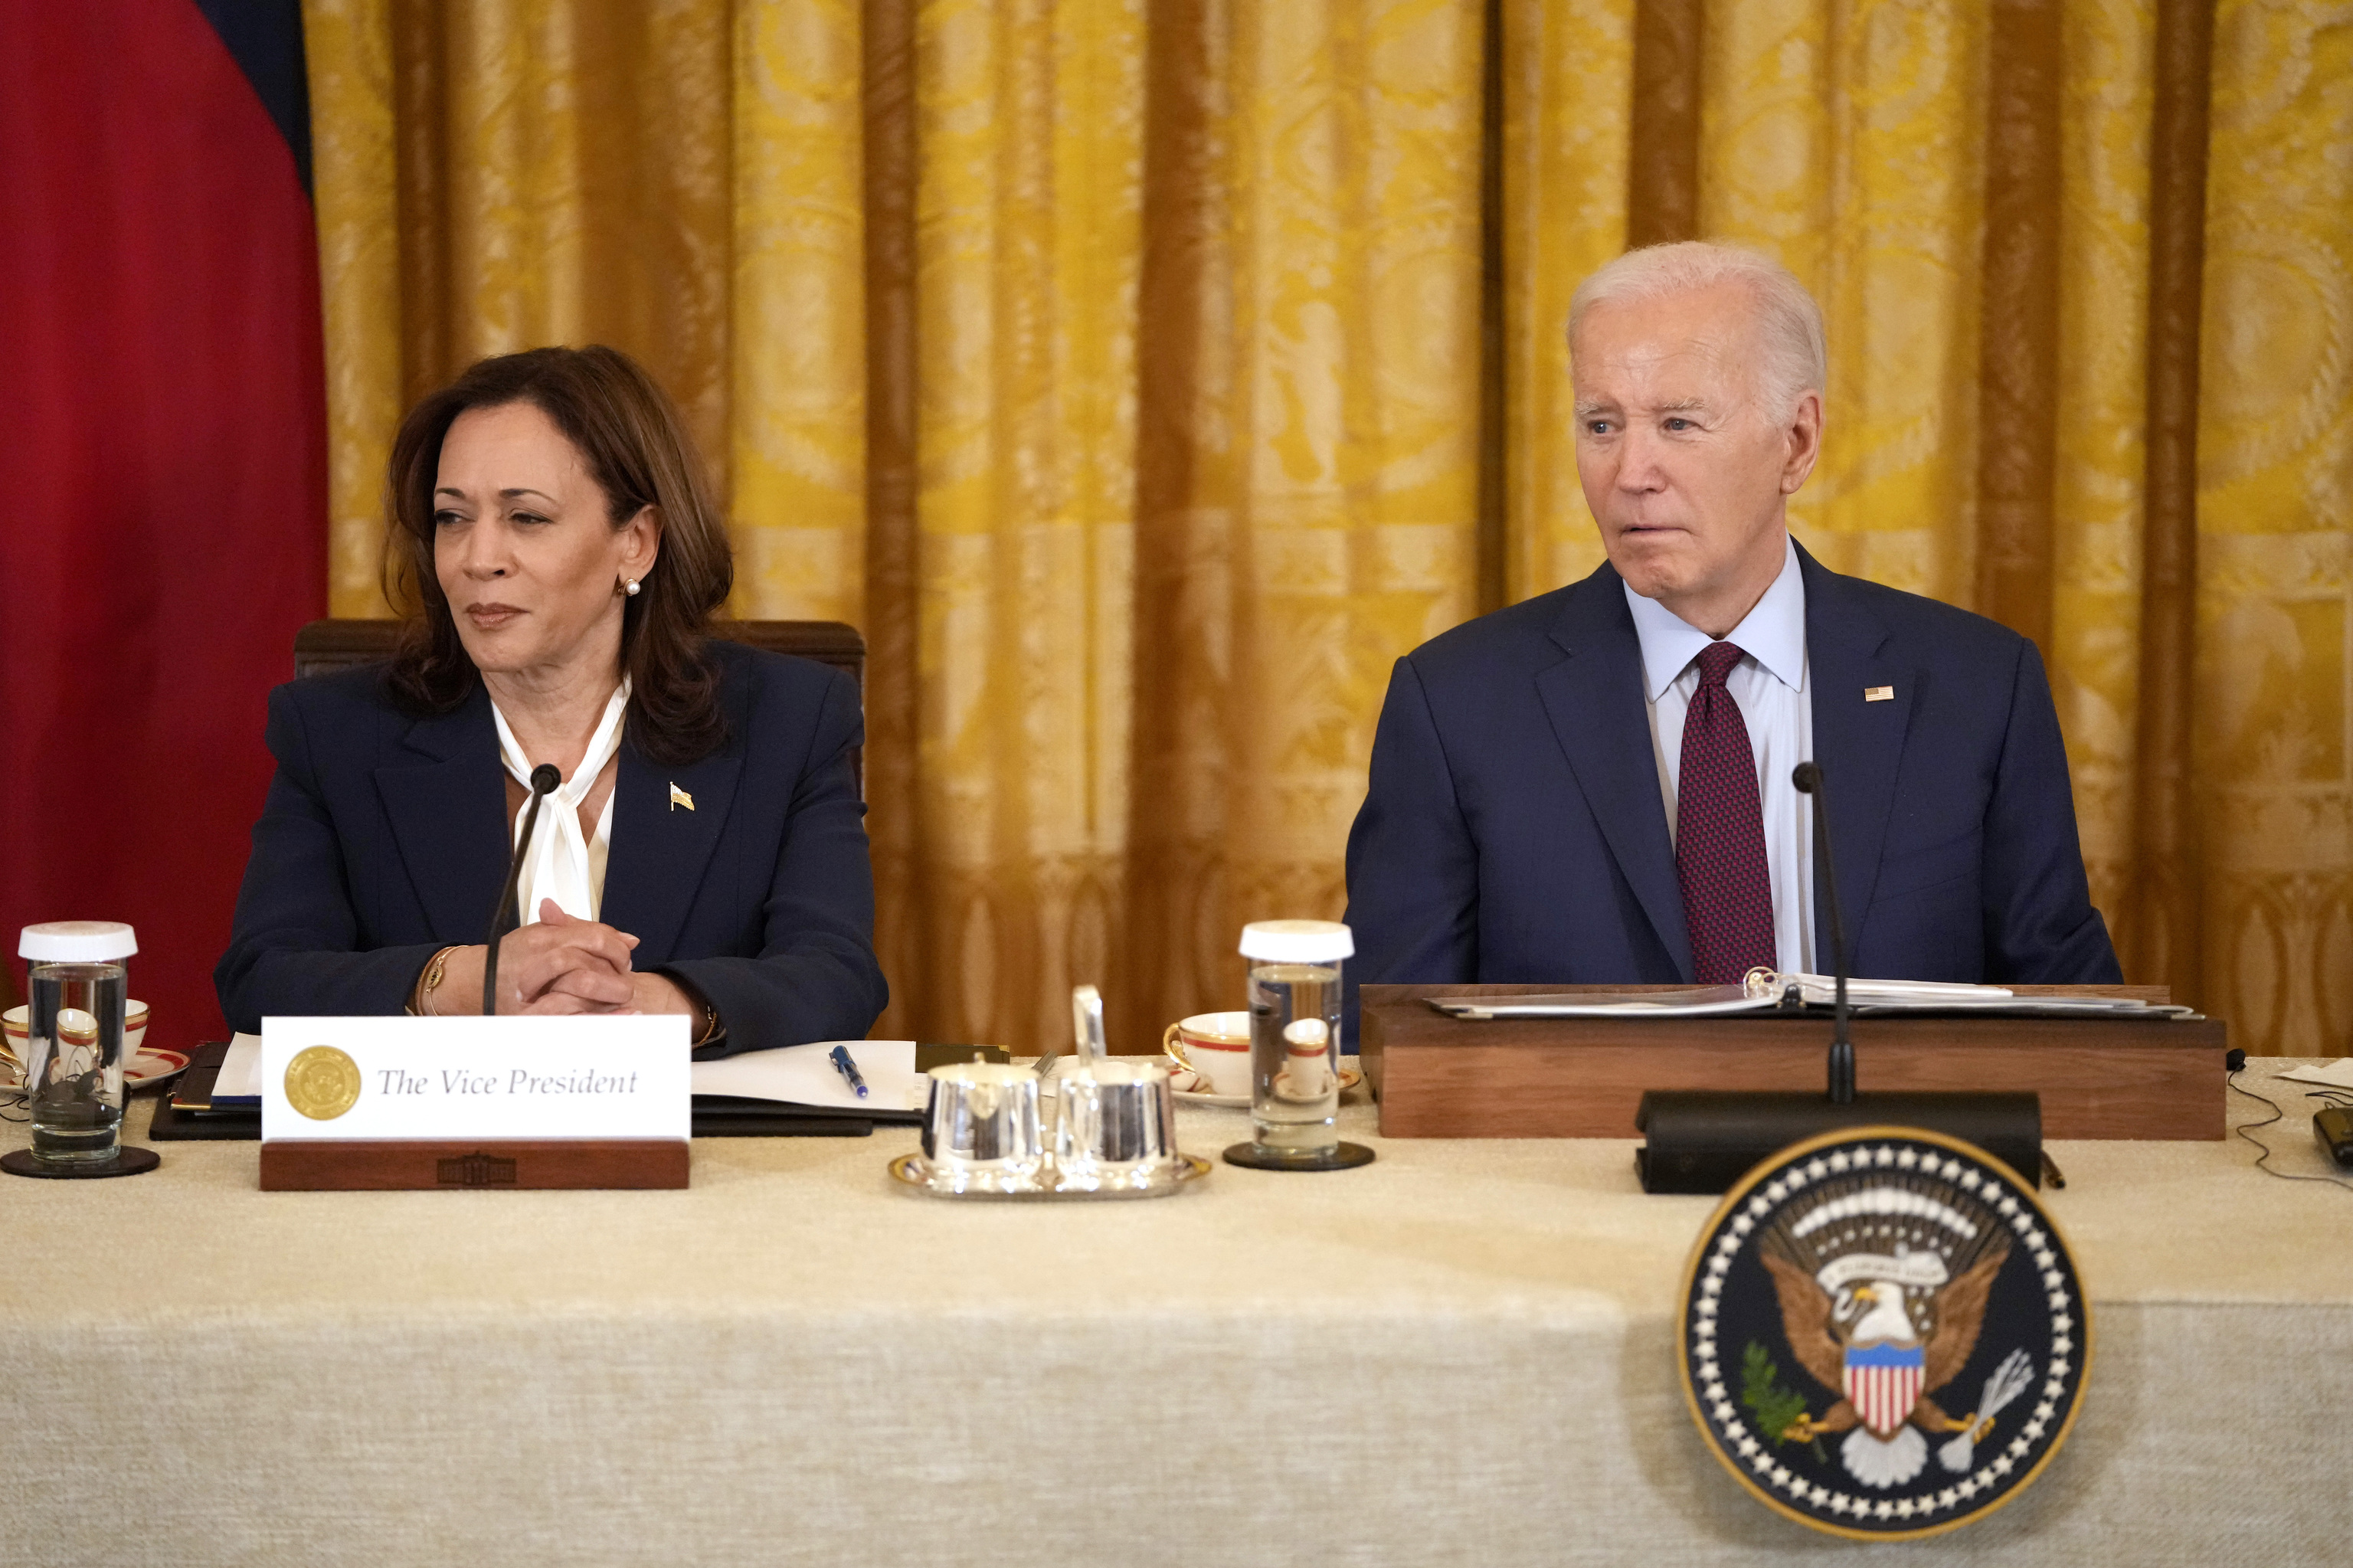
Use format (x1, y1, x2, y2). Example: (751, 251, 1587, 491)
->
(502, 901, 640, 1013)
(434, 900, 698, 1017)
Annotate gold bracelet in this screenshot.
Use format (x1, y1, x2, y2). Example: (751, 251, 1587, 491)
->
(692, 996, 722, 1046)
(414, 946, 459, 1017)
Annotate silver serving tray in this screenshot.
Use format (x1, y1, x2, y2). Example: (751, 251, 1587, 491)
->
(887, 1151, 1212, 1200)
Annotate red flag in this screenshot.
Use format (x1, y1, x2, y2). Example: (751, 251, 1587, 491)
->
(0, 0, 326, 1048)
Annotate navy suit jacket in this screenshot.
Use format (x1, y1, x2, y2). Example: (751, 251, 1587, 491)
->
(214, 641, 889, 1052)
(1343, 545, 2121, 991)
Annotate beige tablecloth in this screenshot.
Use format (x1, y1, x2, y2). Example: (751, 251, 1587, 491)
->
(2, 1062, 2349, 1566)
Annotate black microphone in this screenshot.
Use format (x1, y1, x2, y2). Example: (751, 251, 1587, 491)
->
(1791, 762, 1853, 1102)
(482, 763, 563, 1016)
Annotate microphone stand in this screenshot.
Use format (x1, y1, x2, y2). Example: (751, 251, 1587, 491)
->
(1792, 763, 1853, 1103)
(482, 764, 563, 1016)
(1633, 761, 2044, 1193)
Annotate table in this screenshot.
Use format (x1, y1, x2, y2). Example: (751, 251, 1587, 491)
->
(4, 1064, 2349, 1566)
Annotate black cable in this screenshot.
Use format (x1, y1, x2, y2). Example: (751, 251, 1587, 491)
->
(2227, 1072, 2353, 1193)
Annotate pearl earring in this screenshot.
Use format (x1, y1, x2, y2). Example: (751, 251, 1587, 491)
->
(622, 577, 641, 597)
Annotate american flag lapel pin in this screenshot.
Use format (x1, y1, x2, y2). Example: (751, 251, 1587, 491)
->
(669, 782, 695, 812)
(1864, 686, 1894, 703)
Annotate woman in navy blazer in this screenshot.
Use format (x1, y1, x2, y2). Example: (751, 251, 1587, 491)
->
(216, 347, 887, 1053)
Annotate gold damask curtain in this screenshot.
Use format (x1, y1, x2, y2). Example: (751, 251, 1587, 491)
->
(303, 0, 2353, 1053)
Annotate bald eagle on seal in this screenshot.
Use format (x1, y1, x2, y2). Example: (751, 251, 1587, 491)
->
(1759, 1176, 2014, 1488)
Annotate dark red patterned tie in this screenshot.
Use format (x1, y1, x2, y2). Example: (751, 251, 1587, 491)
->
(1677, 641, 1776, 984)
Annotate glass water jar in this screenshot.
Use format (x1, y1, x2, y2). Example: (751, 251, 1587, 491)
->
(1223, 919, 1374, 1172)
(18, 921, 138, 1166)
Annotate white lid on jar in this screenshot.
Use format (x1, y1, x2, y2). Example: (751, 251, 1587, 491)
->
(19, 921, 139, 962)
(1239, 919, 1353, 963)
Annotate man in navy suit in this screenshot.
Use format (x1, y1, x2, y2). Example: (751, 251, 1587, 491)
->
(1343, 242, 2120, 991)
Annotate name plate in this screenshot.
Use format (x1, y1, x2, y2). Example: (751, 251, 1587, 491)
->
(261, 1016, 690, 1143)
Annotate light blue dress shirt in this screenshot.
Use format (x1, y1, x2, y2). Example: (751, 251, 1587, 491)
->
(1623, 535, 1816, 974)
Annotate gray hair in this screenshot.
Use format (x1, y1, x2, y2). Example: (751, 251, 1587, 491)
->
(1567, 241, 1828, 421)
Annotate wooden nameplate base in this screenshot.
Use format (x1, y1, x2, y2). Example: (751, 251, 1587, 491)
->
(1360, 984, 2226, 1141)
(259, 1139, 689, 1190)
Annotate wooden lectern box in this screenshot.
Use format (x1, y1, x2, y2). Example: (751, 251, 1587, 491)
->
(1358, 984, 2226, 1141)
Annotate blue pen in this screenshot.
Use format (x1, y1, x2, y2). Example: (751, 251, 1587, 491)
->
(828, 1044, 869, 1098)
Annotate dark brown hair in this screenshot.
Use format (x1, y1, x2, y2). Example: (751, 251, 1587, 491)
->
(381, 345, 734, 766)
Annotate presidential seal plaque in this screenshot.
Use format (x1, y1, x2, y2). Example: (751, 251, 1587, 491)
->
(1676, 1127, 2090, 1540)
(283, 1046, 362, 1121)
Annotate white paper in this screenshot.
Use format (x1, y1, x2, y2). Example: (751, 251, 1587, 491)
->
(215, 1033, 263, 1100)
(2277, 1059, 2353, 1090)
(1759, 974, 2178, 1012)
(1438, 993, 1778, 1020)
(692, 1039, 926, 1113)
(1769, 972, 2015, 1003)
(1438, 973, 2180, 1020)
(226, 1031, 926, 1112)
(261, 1015, 690, 1141)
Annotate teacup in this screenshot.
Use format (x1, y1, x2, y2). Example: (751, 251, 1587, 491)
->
(2, 1001, 150, 1088)
(1272, 1016, 1334, 1102)
(1162, 1010, 1253, 1097)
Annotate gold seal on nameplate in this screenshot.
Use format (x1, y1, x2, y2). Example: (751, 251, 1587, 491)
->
(284, 1046, 362, 1121)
